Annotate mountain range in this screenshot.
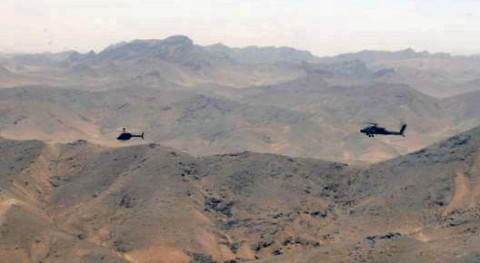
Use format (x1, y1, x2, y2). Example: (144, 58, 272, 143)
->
(0, 124, 479, 262)
(0, 35, 479, 163)
(1, 35, 480, 263)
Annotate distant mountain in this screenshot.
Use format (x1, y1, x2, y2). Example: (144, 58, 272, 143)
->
(93, 36, 216, 68)
(319, 49, 480, 97)
(0, 83, 478, 164)
(10, 50, 89, 66)
(373, 59, 480, 97)
(0, 35, 479, 163)
(2, 37, 480, 97)
(0, 64, 51, 88)
(302, 60, 373, 80)
(205, 43, 318, 64)
(313, 48, 480, 97)
(0, 125, 479, 262)
(79, 36, 307, 88)
(442, 90, 480, 125)
(0, 65, 11, 77)
(0, 36, 308, 89)
(326, 48, 452, 62)
(455, 78, 480, 95)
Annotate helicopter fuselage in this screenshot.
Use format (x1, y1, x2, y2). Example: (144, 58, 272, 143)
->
(360, 124, 407, 137)
(117, 132, 144, 141)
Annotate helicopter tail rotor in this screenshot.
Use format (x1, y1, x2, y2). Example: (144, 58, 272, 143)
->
(399, 124, 407, 136)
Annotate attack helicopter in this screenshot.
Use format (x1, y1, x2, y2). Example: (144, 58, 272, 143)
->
(360, 123, 407, 137)
(117, 128, 144, 141)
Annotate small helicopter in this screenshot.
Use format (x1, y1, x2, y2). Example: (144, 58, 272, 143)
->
(360, 123, 407, 137)
(117, 128, 144, 141)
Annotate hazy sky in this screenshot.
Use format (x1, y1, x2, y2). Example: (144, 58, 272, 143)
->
(1, 0, 480, 55)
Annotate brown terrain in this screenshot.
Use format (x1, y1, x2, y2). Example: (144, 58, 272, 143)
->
(0, 36, 479, 163)
(1, 36, 480, 262)
(0, 125, 479, 263)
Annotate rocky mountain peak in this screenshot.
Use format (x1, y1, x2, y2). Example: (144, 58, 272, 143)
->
(161, 35, 194, 46)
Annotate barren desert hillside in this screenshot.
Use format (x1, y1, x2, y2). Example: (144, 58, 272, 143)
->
(0, 125, 479, 263)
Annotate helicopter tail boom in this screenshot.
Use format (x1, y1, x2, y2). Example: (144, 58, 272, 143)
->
(399, 124, 407, 136)
(132, 132, 145, 139)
